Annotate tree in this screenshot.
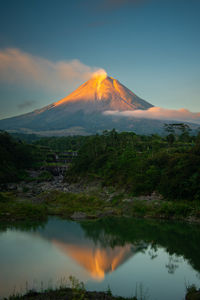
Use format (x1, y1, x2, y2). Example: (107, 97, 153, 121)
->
(164, 123, 191, 142)
(166, 133, 175, 146)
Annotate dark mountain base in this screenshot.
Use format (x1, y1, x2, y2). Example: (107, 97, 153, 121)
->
(1, 111, 198, 136)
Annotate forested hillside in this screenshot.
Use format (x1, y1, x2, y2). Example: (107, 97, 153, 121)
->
(0, 131, 41, 183)
(66, 128, 200, 201)
(33, 136, 86, 151)
(2, 127, 200, 202)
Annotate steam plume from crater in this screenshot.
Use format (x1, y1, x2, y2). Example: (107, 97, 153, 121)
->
(92, 69, 107, 78)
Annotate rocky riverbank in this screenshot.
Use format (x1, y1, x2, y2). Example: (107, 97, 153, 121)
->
(3, 169, 102, 197)
(1, 168, 200, 224)
(2, 168, 163, 202)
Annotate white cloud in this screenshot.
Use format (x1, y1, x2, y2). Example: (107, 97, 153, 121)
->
(103, 107, 200, 124)
(0, 48, 103, 92)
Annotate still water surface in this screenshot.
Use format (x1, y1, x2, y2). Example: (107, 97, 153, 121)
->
(0, 217, 200, 299)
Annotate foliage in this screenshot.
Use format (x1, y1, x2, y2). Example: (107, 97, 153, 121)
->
(42, 191, 105, 217)
(66, 129, 200, 201)
(2, 128, 200, 203)
(0, 131, 43, 184)
(34, 135, 86, 152)
(186, 284, 198, 295)
(69, 275, 87, 300)
(36, 171, 53, 182)
(5, 275, 134, 299)
(185, 284, 200, 300)
(10, 132, 41, 143)
(0, 192, 47, 222)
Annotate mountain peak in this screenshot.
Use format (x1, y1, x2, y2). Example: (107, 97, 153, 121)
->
(92, 69, 108, 79)
(0, 73, 155, 135)
(53, 73, 153, 112)
(91, 70, 108, 100)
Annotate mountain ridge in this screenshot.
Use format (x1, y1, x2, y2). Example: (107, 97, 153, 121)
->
(0, 74, 198, 136)
(50, 73, 153, 112)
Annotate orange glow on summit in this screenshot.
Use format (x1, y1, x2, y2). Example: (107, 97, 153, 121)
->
(92, 69, 107, 79)
(52, 71, 152, 111)
(92, 69, 107, 100)
(54, 69, 108, 107)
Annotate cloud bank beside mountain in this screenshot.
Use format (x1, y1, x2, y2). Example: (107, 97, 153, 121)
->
(0, 48, 103, 92)
(104, 107, 200, 124)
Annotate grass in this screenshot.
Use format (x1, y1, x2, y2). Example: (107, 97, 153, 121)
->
(42, 191, 108, 217)
(36, 171, 53, 182)
(5, 276, 145, 300)
(0, 192, 47, 222)
(131, 200, 200, 221)
(0, 189, 200, 223)
(6, 288, 136, 300)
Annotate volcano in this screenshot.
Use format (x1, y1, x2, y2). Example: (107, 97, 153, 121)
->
(0, 73, 164, 135)
(52, 71, 153, 112)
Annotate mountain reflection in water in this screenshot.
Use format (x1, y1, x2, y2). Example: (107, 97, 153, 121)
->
(37, 219, 147, 280)
(0, 217, 200, 300)
(53, 241, 132, 279)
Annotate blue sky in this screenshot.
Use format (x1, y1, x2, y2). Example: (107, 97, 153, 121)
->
(0, 0, 200, 119)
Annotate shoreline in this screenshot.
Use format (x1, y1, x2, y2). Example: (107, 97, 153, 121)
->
(3, 287, 132, 300)
(3, 283, 200, 300)
(1, 173, 200, 225)
(0, 190, 200, 225)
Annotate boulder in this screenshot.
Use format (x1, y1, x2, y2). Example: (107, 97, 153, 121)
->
(71, 212, 87, 220)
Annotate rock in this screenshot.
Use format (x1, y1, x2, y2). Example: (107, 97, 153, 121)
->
(71, 212, 87, 220)
(122, 198, 132, 203)
(7, 184, 17, 190)
(151, 191, 163, 201)
(17, 185, 23, 192)
(27, 170, 41, 178)
(97, 209, 115, 218)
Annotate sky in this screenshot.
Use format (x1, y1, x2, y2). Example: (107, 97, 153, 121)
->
(0, 0, 200, 120)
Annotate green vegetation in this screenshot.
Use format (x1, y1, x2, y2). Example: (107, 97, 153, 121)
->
(36, 171, 53, 182)
(6, 287, 135, 300)
(10, 132, 41, 143)
(1, 126, 200, 222)
(33, 135, 86, 152)
(42, 191, 104, 217)
(0, 131, 35, 183)
(0, 192, 47, 222)
(66, 128, 200, 202)
(5, 275, 139, 300)
(0, 131, 77, 184)
(6, 289, 133, 300)
(2, 128, 200, 300)
(0, 131, 49, 184)
(1, 188, 200, 223)
(185, 284, 200, 300)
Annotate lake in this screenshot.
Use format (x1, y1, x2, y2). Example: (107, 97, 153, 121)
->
(0, 217, 200, 299)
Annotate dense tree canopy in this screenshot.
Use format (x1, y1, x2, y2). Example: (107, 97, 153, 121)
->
(0, 131, 40, 183)
(1, 128, 200, 202)
(66, 129, 200, 201)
